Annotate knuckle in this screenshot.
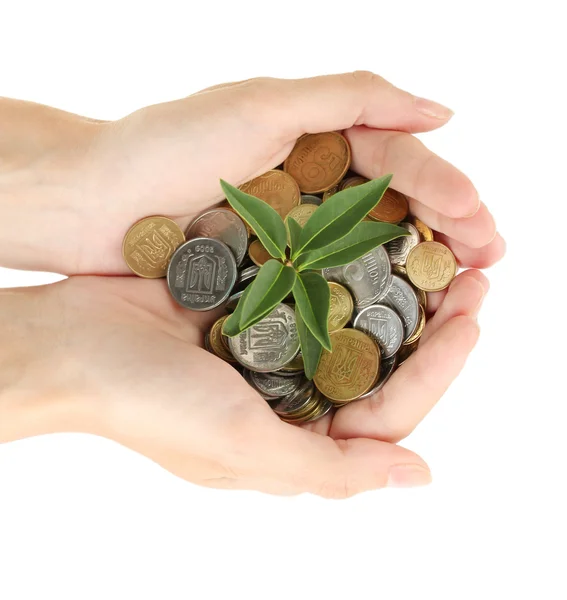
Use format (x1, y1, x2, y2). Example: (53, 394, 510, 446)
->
(346, 70, 389, 89)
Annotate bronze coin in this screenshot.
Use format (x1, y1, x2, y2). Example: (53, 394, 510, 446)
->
(406, 241, 457, 292)
(239, 170, 300, 221)
(284, 132, 351, 194)
(209, 316, 236, 363)
(368, 188, 409, 224)
(322, 184, 339, 201)
(122, 216, 185, 278)
(327, 283, 354, 332)
(339, 175, 369, 190)
(248, 239, 272, 267)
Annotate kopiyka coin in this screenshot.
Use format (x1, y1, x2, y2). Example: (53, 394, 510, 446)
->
(314, 329, 380, 402)
(236, 265, 259, 290)
(225, 290, 244, 312)
(357, 355, 398, 400)
(228, 304, 300, 372)
(284, 132, 351, 194)
(339, 175, 368, 190)
(385, 222, 420, 266)
(123, 216, 185, 278)
(277, 351, 304, 374)
(300, 194, 323, 206)
(327, 282, 354, 332)
(411, 216, 434, 242)
(250, 371, 303, 398)
(286, 203, 318, 228)
(248, 240, 272, 267)
(322, 184, 339, 201)
(353, 304, 404, 359)
(397, 339, 419, 366)
(167, 238, 237, 311)
(406, 241, 457, 292)
(404, 304, 426, 346)
(239, 170, 300, 221)
(209, 316, 236, 363)
(368, 188, 409, 224)
(392, 265, 427, 310)
(382, 275, 420, 342)
(272, 380, 315, 416)
(185, 208, 248, 266)
(323, 246, 392, 308)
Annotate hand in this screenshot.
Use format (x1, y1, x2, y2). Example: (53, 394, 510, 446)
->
(1, 272, 486, 497)
(0, 72, 505, 274)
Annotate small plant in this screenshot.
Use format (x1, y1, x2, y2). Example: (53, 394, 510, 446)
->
(220, 175, 409, 379)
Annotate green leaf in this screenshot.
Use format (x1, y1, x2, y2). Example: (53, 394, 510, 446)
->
(286, 217, 302, 258)
(295, 221, 409, 271)
(295, 174, 393, 256)
(240, 260, 296, 329)
(292, 272, 332, 351)
(220, 179, 287, 261)
(295, 309, 323, 380)
(222, 285, 254, 337)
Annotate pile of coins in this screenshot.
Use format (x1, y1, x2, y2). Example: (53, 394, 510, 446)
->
(122, 131, 457, 424)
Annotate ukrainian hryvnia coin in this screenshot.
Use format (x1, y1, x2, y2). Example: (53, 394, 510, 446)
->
(410, 216, 434, 242)
(123, 216, 185, 278)
(185, 208, 248, 266)
(248, 240, 272, 267)
(385, 222, 420, 266)
(300, 194, 323, 206)
(284, 132, 351, 194)
(167, 238, 237, 310)
(368, 188, 409, 224)
(404, 305, 426, 346)
(239, 170, 300, 221)
(322, 184, 339, 201)
(406, 241, 457, 292)
(353, 305, 404, 359)
(228, 304, 300, 372)
(382, 275, 420, 343)
(314, 329, 380, 402)
(327, 283, 354, 332)
(249, 371, 303, 398)
(285, 204, 318, 228)
(339, 175, 368, 190)
(358, 355, 398, 400)
(208, 316, 236, 363)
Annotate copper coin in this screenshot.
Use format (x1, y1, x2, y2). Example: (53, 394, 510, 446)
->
(248, 239, 272, 267)
(122, 216, 185, 278)
(314, 329, 380, 402)
(239, 170, 300, 221)
(322, 184, 339, 201)
(406, 241, 457, 292)
(368, 188, 409, 224)
(209, 316, 236, 363)
(284, 132, 351, 194)
(339, 175, 368, 190)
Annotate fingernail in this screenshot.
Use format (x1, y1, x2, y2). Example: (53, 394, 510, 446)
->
(387, 464, 432, 488)
(414, 96, 454, 120)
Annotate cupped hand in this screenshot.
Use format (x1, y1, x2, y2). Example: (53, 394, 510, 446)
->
(26, 71, 504, 274)
(23, 270, 486, 497)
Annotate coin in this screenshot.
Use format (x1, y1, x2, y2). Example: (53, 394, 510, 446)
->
(392, 265, 427, 310)
(323, 246, 392, 308)
(272, 380, 315, 416)
(411, 216, 434, 242)
(185, 208, 248, 266)
(277, 351, 304, 374)
(285, 203, 318, 228)
(381, 275, 420, 342)
(235, 265, 259, 291)
(397, 339, 419, 366)
(353, 304, 404, 359)
(248, 240, 272, 267)
(225, 290, 244, 312)
(339, 175, 368, 190)
(406, 241, 457, 292)
(327, 282, 354, 332)
(358, 355, 398, 399)
(322, 184, 339, 201)
(123, 216, 185, 278)
(250, 371, 303, 398)
(301, 194, 323, 206)
(385, 222, 420, 266)
(209, 316, 236, 363)
(404, 304, 426, 345)
(314, 329, 380, 402)
(368, 188, 409, 224)
(228, 304, 300, 372)
(284, 132, 351, 194)
(239, 170, 300, 221)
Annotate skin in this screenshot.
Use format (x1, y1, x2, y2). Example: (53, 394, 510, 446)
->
(0, 71, 505, 497)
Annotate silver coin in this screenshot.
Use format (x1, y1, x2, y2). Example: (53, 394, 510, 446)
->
(304, 396, 334, 422)
(300, 194, 323, 206)
(353, 304, 404, 359)
(271, 380, 315, 416)
(228, 304, 300, 372)
(237, 265, 259, 286)
(250, 371, 304, 398)
(385, 222, 420, 266)
(225, 290, 244, 312)
(357, 355, 398, 399)
(323, 246, 392, 308)
(185, 208, 248, 265)
(381, 275, 419, 342)
(242, 369, 276, 401)
(167, 238, 237, 311)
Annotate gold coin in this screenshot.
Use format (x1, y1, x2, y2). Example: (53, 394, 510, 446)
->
(322, 184, 339, 201)
(411, 216, 434, 242)
(248, 239, 272, 267)
(284, 132, 351, 194)
(239, 170, 300, 221)
(327, 283, 354, 332)
(278, 352, 304, 373)
(286, 203, 318, 228)
(314, 329, 380, 402)
(406, 241, 457, 292)
(339, 175, 368, 190)
(122, 216, 185, 278)
(404, 305, 426, 346)
(368, 188, 409, 224)
(209, 316, 236, 363)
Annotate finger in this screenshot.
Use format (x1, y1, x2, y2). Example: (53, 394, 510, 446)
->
(426, 268, 490, 314)
(238, 71, 453, 139)
(435, 231, 507, 269)
(329, 316, 480, 443)
(345, 126, 480, 219)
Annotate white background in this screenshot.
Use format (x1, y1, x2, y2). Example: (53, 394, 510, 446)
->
(1, 1, 565, 599)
